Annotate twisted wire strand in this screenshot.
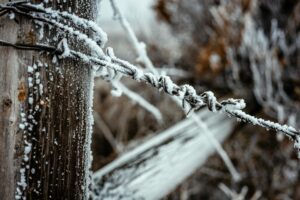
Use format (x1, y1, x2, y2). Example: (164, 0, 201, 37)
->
(15, 3, 108, 47)
(0, 2, 299, 145)
(0, 2, 106, 57)
(71, 48, 300, 142)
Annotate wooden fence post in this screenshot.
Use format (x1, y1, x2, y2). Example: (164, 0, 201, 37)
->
(0, 0, 95, 199)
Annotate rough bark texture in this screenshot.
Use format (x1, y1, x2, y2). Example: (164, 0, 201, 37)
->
(0, 0, 94, 199)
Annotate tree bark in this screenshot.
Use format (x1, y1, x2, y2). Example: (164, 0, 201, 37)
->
(0, 0, 95, 199)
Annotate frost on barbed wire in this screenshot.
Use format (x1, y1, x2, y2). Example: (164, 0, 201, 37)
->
(94, 53, 164, 122)
(0, 1, 106, 57)
(18, 2, 108, 47)
(94, 43, 164, 122)
(0, 1, 300, 154)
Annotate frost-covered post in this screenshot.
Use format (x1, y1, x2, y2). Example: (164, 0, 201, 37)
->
(0, 0, 95, 199)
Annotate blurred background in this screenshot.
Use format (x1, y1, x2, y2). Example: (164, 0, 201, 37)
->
(92, 0, 300, 199)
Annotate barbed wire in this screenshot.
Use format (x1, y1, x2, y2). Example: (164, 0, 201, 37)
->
(0, 1, 299, 148)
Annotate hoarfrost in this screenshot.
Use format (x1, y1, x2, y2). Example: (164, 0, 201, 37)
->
(19, 124, 25, 130)
(27, 66, 34, 73)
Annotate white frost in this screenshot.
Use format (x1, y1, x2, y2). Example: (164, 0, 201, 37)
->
(19, 124, 25, 130)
